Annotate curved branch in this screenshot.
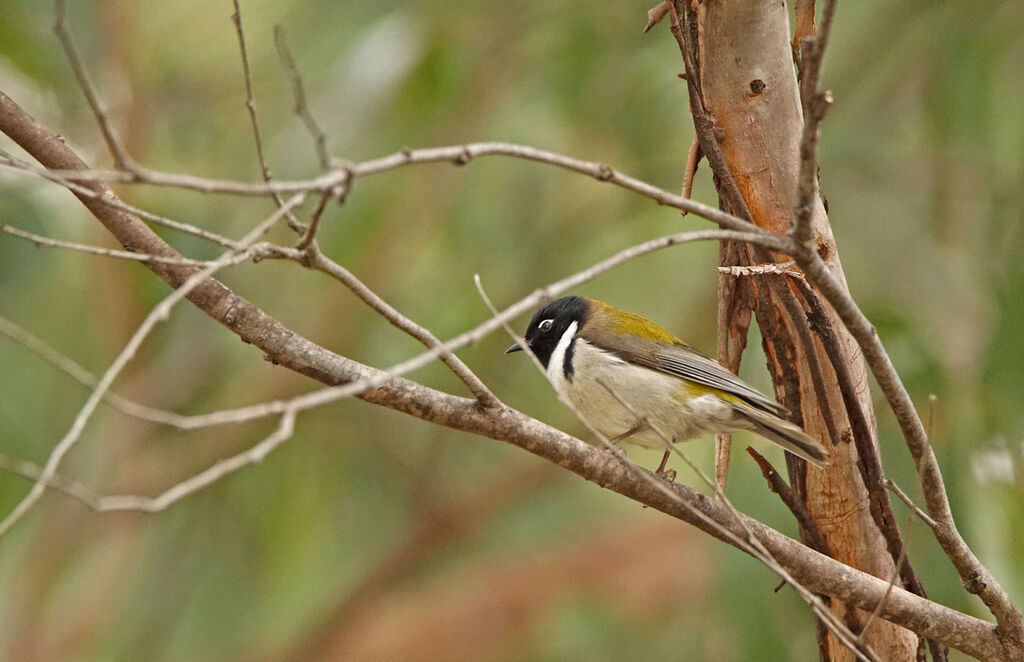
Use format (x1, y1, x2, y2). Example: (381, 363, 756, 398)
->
(22, 142, 755, 231)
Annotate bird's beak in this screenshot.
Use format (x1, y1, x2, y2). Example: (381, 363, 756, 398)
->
(505, 342, 525, 354)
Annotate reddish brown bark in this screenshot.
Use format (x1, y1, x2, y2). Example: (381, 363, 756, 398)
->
(695, 2, 917, 659)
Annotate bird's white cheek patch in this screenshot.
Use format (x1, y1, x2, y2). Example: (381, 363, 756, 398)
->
(546, 320, 578, 394)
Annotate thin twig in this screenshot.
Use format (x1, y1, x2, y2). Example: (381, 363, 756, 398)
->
(747, 448, 831, 555)
(0, 153, 241, 248)
(294, 190, 331, 250)
(230, 0, 306, 235)
(0, 452, 104, 508)
(0, 314, 193, 427)
(53, 0, 136, 170)
(308, 248, 501, 408)
(296, 167, 352, 249)
(0, 412, 296, 513)
(0, 193, 306, 537)
(96, 412, 296, 512)
(273, 24, 331, 171)
(859, 532, 909, 650)
(884, 479, 939, 530)
(1, 223, 224, 267)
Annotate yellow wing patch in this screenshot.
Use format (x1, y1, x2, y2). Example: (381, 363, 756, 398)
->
(675, 381, 743, 404)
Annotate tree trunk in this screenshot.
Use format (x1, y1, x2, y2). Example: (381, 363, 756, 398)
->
(695, 2, 918, 659)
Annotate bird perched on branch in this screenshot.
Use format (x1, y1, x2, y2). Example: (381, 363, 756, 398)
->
(506, 296, 828, 476)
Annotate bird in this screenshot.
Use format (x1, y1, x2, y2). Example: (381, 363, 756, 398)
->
(506, 295, 828, 476)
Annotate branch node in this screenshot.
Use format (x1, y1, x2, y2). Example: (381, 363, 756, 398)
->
(453, 147, 473, 166)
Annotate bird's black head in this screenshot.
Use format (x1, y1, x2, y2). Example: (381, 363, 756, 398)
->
(505, 296, 590, 368)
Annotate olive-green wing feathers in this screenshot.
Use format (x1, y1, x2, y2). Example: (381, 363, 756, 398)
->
(584, 329, 786, 416)
(647, 345, 785, 414)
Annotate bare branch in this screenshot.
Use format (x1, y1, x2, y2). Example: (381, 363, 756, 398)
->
(0, 152, 241, 248)
(885, 478, 939, 530)
(53, 0, 136, 169)
(0, 413, 295, 513)
(294, 190, 330, 250)
(0, 314, 193, 427)
(97, 412, 296, 512)
(1, 223, 224, 267)
(0, 452, 103, 509)
(14, 142, 758, 232)
(0, 193, 305, 537)
(230, 0, 306, 235)
(307, 247, 501, 408)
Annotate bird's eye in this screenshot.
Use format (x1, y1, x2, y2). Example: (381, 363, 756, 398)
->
(538, 319, 554, 332)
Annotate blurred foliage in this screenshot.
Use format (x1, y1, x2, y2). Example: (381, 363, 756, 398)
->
(0, 1, 1022, 660)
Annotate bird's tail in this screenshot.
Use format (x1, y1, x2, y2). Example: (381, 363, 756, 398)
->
(731, 404, 829, 467)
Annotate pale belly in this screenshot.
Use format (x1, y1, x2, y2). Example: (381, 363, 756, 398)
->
(550, 340, 748, 450)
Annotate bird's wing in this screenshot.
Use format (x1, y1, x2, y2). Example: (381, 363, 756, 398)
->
(645, 344, 786, 415)
(586, 330, 786, 415)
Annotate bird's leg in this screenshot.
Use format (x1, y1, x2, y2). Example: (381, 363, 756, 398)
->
(607, 423, 643, 446)
(606, 424, 677, 482)
(655, 450, 676, 482)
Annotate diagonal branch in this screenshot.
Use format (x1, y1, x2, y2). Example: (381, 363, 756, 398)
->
(0, 193, 305, 537)
(306, 246, 501, 408)
(796, 250, 1024, 650)
(0, 315, 191, 427)
(230, 0, 306, 235)
(0, 151, 241, 248)
(53, 0, 136, 170)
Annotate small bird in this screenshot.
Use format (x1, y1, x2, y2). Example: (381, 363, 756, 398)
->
(506, 296, 828, 475)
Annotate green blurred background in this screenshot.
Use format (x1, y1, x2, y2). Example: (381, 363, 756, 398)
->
(1, 1, 1022, 660)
